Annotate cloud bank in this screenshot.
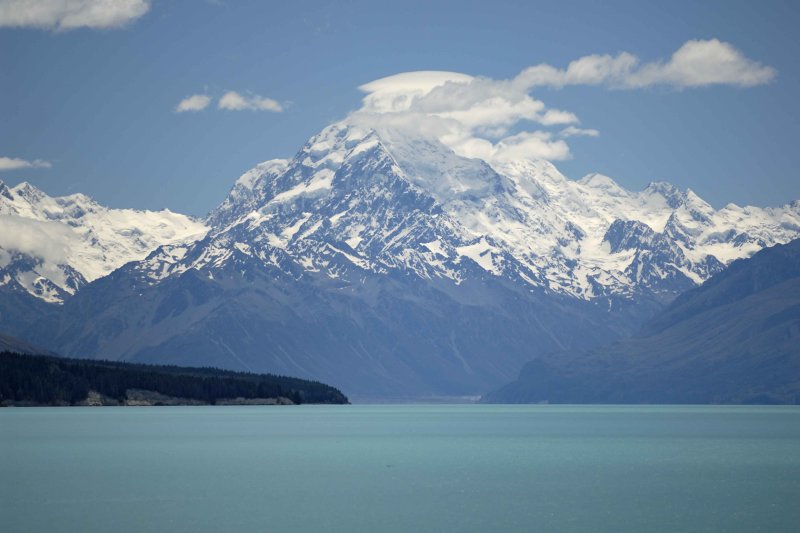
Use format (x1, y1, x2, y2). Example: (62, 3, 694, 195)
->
(0, 0, 150, 31)
(350, 39, 775, 163)
(0, 157, 52, 170)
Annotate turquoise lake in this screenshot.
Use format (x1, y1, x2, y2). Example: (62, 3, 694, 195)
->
(2, 405, 799, 532)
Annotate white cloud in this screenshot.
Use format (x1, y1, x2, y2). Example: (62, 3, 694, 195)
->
(0, 0, 150, 31)
(353, 71, 580, 163)
(218, 91, 283, 112)
(493, 131, 571, 162)
(516, 39, 775, 89)
(446, 131, 571, 162)
(175, 94, 211, 113)
(560, 126, 599, 138)
(627, 39, 776, 88)
(0, 157, 52, 170)
(350, 39, 773, 164)
(359, 71, 474, 113)
(359, 72, 574, 135)
(517, 53, 639, 89)
(539, 109, 580, 126)
(0, 214, 75, 266)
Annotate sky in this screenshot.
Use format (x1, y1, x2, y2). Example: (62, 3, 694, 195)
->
(1, 0, 798, 215)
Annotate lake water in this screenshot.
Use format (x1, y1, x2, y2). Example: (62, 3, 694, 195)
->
(2, 405, 799, 532)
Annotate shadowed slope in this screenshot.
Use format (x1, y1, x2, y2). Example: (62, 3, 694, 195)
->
(484, 239, 800, 404)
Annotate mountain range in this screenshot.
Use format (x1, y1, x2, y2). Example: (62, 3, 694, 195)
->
(1, 121, 799, 399)
(0, 180, 207, 303)
(482, 238, 800, 404)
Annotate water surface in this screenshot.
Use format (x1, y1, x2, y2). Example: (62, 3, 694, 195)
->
(2, 405, 799, 532)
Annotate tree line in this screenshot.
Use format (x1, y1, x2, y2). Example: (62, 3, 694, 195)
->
(0, 351, 349, 405)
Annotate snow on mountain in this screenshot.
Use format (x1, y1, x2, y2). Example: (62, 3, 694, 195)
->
(0, 180, 208, 303)
(140, 125, 481, 287)
(140, 121, 799, 304)
(3, 120, 798, 307)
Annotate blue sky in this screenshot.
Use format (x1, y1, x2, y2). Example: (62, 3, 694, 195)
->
(1, 0, 798, 215)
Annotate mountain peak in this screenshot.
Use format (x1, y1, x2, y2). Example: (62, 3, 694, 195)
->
(234, 159, 290, 190)
(12, 181, 46, 203)
(644, 181, 687, 208)
(57, 192, 95, 206)
(579, 173, 627, 195)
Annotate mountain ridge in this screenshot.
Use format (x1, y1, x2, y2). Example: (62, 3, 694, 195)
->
(4, 123, 799, 307)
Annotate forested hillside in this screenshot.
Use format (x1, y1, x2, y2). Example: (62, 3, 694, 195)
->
(0, 351, 349, 406)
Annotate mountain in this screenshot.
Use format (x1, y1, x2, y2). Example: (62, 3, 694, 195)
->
(0, 180, 207, 303)
(482, 239, 800, 404)
(2, 122, 799, 398)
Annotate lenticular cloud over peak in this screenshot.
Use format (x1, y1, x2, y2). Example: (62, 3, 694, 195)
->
(352, 70, 577, 163)
(358, 71, 475, 113)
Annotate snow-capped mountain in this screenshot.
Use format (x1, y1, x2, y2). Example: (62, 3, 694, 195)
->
(5, 122, 796, 307)
(2, 121, 798, 398)
(136, 121, 800, 302)
(0, 180, 208, 303)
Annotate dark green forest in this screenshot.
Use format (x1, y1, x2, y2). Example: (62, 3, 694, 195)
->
(0, 351, 349, 406)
